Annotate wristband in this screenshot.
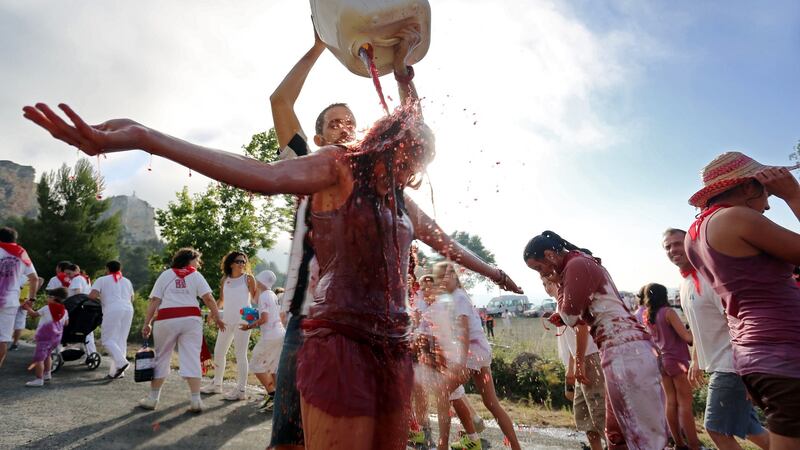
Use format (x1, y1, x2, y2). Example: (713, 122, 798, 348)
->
(394, 65, 414, 84)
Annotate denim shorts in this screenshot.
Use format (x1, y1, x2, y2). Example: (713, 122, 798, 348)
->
(269, 314, 304, 447)
(705, 371, 765, 438)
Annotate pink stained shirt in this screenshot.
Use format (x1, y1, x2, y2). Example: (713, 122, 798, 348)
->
(557, 251, 650, 349)
(685, 215, 800, 378)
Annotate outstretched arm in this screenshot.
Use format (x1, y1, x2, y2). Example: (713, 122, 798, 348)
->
(23, 103, 341, 196)
(271, 31, 327, 148)
(405, 195, 522, 293)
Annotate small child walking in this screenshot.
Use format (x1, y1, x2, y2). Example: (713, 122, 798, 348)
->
(22, 287, 69, 387)
(246, 271, 285, 412)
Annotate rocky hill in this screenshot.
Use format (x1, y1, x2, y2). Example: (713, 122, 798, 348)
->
(100, 194, 158, 244)
(0, 160, 38, 220)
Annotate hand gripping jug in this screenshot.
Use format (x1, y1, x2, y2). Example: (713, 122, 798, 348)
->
(310, 0, 431, 77)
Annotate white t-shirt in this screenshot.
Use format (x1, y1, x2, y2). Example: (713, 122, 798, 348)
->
(257, 289, 284, 340)
(680, 273, 735, 373)
(46, 275, 66, 290)
(68, 276, 91, 296)
(452, 288, 490, 353)
(555, 324, 600, 368)
(0, 248, 36, 310)
(149, 269, 212, 309)
(423, 297, 461, 363)
(91, 274, 134, 312)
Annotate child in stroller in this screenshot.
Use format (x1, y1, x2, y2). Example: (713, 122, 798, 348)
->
(50, 293, 103, 372)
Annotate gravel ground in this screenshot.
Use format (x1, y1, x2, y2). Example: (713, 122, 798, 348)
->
(0, 343, 583, 449)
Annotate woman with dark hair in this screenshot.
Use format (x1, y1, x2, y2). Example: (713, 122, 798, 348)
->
(201, 251, 256, 400)
(23, 101, 521, 449)
(523, 231, 666, 450)
(684, 152, 800, 448)
(141, 247, 225, 412)
(643, 283, 699, 450)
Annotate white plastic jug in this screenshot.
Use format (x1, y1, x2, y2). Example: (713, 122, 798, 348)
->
(310, 0, 431, 77)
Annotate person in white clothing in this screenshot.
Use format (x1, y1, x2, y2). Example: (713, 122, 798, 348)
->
(431, 261, 521, 450)
(89, 260, 135, 379)
(65, 263, 97, 356)
(663, 228, 769, 450)
(0, 227, 38, 368)
(201, 251, 256, 400)
(246, 270, 285, 412)
(141, 248, 224, 412)
(11, 275, 44, 351)
(46, 261, 73, 290)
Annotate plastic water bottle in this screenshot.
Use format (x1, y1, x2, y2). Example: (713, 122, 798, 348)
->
(310, 0, 431, 77)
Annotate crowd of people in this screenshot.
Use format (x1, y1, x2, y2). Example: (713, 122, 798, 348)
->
(4, 22, 798, 450)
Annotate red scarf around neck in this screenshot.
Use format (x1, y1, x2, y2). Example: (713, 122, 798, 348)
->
(688, 204, 730, 241)
(109, 271, 123, 282)
(680, 267, 702, 295)
(56, 272, 71, 287)
(172, 266, 197, 279)
(0, 242, 32, 266)
(48, 302, 66, 323)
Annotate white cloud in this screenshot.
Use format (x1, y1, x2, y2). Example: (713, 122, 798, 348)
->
(1, 0, 668, 300)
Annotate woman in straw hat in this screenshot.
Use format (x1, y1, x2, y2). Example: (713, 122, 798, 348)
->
(684, 151, 800, 449)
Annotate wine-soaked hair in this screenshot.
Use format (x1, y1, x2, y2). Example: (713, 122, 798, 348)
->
(523, 230, 582, 261)
(644, 283, 669, 325)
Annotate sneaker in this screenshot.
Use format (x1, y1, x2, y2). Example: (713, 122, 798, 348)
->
(223, 389, 246, 401)
(200, 383, 222, 394)
(9, 343, 19, 351)
(408, 430, 426, 445)
(450, 435, 482, 450)
(138, 397, 159, 410)
(188, 398, 205, 413)
(25, 378, 44, 387)
(258, 395, 274, 412)
(472, 416, 486, 433)
(112, 362, 130, 379)
(43, 372, 52, 381)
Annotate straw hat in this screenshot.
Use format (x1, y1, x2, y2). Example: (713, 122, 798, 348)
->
(689, 152, 767, 208)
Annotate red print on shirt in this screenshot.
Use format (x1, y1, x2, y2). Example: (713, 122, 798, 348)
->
(175, 278, 187, 289)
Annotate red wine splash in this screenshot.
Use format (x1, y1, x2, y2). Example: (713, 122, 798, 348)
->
(359, 44, 390, 115)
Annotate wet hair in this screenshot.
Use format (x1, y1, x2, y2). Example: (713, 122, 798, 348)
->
(0, 227, 18, 243)
(220, 251, 249, 277)
(56, 261, 71, 272)
(644, 283, 669, 325)
(315, 102, 351, 136)
(662, 228, 686, 238)
(408, 245, 419, 297)
(106, 260, 122, 272)
(522, 230, 582, 262)
(432, 261, 462, 288)
(171, 248, 201, 269)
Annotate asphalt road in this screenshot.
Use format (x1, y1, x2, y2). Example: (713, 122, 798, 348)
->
(0, 343, 584, 449)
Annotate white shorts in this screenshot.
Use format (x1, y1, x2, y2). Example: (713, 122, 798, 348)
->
(15, 308, 27, 330)
(153, 316, 203, 379)
(250, 334, 284, 374)
(0, 307, 18, 342)
(449, 385, 465, 401)
(466, 342, 492, 371)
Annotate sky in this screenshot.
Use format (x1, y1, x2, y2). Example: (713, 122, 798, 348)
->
(1, 1, 798, 306)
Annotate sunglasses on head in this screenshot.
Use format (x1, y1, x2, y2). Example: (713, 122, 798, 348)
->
(233, 259, 247, 264)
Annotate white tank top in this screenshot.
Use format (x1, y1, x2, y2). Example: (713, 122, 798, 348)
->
(222, 274, 251, 324)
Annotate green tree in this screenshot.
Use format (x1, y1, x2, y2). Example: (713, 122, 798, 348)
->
(149, 129, 293, 295)
(417, 230, 497, 290)
(11, 159, 121, 281)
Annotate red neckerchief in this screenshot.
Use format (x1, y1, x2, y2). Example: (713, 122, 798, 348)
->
(0, 242, 32, 266)
(56, 272, 71, 287)
(48, 302, 66, 323)
(172, 266, 197, 279)
(109, 271, 123, 283)
(680, 267, 702, 295)
(688, 204, 730, 241)
(80, 274, 91, 284)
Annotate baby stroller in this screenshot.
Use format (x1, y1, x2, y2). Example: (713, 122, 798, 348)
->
(51, 294, 103, 373)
